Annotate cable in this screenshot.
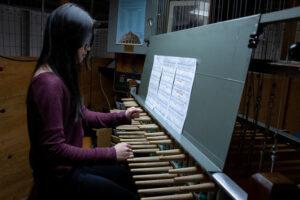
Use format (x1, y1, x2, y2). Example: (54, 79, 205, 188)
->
(99, 71, 111, 110)
(0, 55, 37, 62)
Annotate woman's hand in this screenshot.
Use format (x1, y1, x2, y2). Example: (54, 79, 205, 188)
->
(125, 107, 142, 120)
(114, 142, 134, 162)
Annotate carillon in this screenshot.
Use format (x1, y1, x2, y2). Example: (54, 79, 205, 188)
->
(108, 6, 300, 200)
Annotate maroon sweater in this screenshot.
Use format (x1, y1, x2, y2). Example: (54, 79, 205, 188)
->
(27, 72, 128, 181)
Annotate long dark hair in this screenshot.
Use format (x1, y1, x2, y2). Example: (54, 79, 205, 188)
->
(35, 3, 94, 121)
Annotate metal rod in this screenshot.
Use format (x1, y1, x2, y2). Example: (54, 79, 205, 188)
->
(270, 74, 287, 172)
(263, 26, 270, 60)
(158, 1, 162, 33)
(180, 0, 184, 30)
(220, 0, 224, 21)
(156, 0, 159, 33)
(183, 0, 187, 30)
(201, 0, 205, 25)
(161, 0, 164, 32)
(13, 9, 17, 56)
(41, 0, 44, 48)
(90, 0, 94, 15)
(8, 9, 11, 55)
(188, 0, 192, 28)
(232, 0, 235, 19)
(193, 0, 197, 27)
(239, 0, 243, 18)
(244, 0, 248, 17)
(163, 0, 167, 33)
(197, 0, 201, 26)
(158, 1, 161, 33)
(19, 11, 23, 56)
(204, 0, 208, 24)
(217, 0, 220, 22)
(1, 10, 4, 54)
(238, 73, 254, 165)
(270, 24, 276, 60)
(247, 73, 264, 173)
(270, 0, 273, 12)
(226, 0, 229, 20)
(235, 0, 238, 18)
(212, 0, 216, 23)
(259, 75, 276, 172)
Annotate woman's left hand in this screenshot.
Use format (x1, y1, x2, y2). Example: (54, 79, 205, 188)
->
(125, 107, 142, 120)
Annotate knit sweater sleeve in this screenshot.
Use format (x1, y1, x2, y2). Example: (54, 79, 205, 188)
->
(30, 73, 116, 165)
(81, 106, 131, 130)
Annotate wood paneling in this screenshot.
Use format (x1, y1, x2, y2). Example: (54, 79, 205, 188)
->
(284, 78, 300, 134)
(80, 63, 92, 107)
(0, 57, 36, 200)
(116, 53, 145, 73)
(90, 58, 115, 111)
(0, 57, 36, 97)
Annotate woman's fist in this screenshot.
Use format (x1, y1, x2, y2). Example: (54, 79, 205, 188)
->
(114, 142, 134, 162)
(125, 107, 142, 120)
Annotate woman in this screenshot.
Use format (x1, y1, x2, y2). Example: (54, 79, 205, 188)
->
(27, 3, 140, 200)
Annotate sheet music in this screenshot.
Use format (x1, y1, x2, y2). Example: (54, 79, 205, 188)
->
(145, 55, 197, 134)
(154, 56, 177, 119)
(145, 55, 162, 109)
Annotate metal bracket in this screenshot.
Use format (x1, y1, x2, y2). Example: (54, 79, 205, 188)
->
(144, 38, 150, 47)
(248, 34, 259, 48)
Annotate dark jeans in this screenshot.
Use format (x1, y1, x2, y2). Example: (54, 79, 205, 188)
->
(68, 164, 140, 200)
(32, 164, 140, 200)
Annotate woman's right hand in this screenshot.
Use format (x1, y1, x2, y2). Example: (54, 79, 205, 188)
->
(114, 142, 134, 162)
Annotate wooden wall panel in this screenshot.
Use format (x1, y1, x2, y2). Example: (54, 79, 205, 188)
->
(0, 57, 36, 200)
(90, 58, 115, 112)
(91, 76, 115, 112)
(91, 58, 114, 82)
(80, 63, 92, 107)
(284, 78, 300, 134)
(116, 53, 145, 73)
(0, 57, 37, 97)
